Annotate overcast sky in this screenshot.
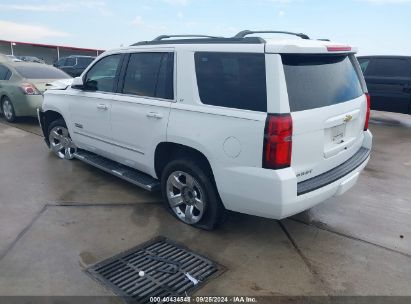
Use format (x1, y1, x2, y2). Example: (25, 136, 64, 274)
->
(0, 0, 410, 55)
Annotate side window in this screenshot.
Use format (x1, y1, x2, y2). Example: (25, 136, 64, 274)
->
(367, 58, 410, 78)
(358, 59, 370, 74)
(65, 58, 76, 67)
(194, 52, 267, 112)
(0, 65, 8, 80)
(84, 54, 122, 92)
(5, 70, 12, 80)
(122, 52, 174, 99)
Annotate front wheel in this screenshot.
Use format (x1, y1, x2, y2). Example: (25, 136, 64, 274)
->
(161, 158, 225, 230)
(48, 119, 77, 160)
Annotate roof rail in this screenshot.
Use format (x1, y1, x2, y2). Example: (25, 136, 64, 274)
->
(233, 30, 310, 40)
(153, 34, 222, 41)
(131, 36, 265, 46)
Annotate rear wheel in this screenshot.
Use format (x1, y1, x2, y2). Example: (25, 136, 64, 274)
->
(2, 97, 16, 123)
(48, 119, 77, 160)
(161, 157, 225, 230)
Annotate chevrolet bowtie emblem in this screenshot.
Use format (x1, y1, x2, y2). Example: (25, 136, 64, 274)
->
(344, 115, 353, 123)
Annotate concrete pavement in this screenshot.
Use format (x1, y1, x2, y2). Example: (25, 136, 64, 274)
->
(0, 112, 410, 298)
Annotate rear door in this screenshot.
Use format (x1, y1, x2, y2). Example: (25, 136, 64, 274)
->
(281, 54, 367, 182)
(362, 57, 411, 114)
(109, 51, 174, 175)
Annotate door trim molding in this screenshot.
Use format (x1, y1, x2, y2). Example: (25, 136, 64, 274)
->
(73, 131, 145, 155)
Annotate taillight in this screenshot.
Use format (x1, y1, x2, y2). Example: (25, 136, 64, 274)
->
(263, 114, 293, 169)
(364, 93, 371, 131)
(21, 83, 41, 95)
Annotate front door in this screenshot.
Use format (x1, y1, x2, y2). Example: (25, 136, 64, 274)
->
(68, 54, 123, 158)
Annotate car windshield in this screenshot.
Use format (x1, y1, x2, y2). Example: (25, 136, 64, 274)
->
(15, 65, 71, 79)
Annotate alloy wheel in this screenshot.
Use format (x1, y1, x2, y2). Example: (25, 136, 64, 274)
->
(166, 171, 206, 224)
(49, 126, 77, 159)
(2, 99, 14, 120)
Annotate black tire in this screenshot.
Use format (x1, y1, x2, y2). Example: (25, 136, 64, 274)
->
(1, 97, 16, 123)
(161, 157, 225, 230)
(48, 118, 77, 160)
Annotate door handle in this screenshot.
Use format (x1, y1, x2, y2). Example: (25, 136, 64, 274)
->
(146, 112, 163, 119)
(97, 104, 108, 110)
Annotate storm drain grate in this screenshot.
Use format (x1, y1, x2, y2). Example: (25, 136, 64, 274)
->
(86, 237, 223, 303)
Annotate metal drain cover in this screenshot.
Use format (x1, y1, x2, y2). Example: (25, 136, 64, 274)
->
(86, 237, 223, 303)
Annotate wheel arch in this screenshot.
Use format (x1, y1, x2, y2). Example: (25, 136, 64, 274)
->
(40, 110, 65, 145)
(154, 142, 215, 181)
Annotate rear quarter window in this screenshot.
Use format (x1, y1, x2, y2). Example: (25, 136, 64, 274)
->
(282, 54, 363, 112)
(0, 64, 9, 80)
(195, 52, 267, 112)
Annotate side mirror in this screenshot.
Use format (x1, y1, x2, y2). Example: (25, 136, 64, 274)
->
(71, 77, 84, 89)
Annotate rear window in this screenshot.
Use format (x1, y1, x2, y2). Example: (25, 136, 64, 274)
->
(65, 58, 76, 66)
(15, 65, 71, 79)
(282, 54, 363, 112)
(195, 52, 267, 112)
(77, 57, 94, 68)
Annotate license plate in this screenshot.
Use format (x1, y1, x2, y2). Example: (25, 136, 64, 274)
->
(331, 124, 346, 143)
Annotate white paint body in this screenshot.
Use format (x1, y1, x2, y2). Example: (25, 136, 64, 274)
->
(42, 38, 372, 219)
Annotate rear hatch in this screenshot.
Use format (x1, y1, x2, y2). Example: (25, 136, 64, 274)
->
(282, 53, 367, 182)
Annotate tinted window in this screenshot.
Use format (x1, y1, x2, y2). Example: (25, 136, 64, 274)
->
(5, 70, 11, 80)
(358, 58, 370, 74)
(366, 58, 410, 77)
(65, 58, 76, 66)
(282, 55, 363, 112)
(195, 52, 267, 112)
(77, 57, 94, 68)
(0, 65, 9, 80)
(85, 54, 122, 92)
(122, 52, 174, 99)
(15, 65, 71, 79)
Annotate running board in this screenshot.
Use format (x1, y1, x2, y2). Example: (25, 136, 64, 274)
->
(73, 150, 160, 192)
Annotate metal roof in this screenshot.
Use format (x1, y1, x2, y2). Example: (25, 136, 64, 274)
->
(0, 39, 104, 52)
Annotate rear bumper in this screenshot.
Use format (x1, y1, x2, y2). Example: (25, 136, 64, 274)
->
(214, 130, 372, 219)
(297, 147, 370, 196)
(14, 95, 43, 117)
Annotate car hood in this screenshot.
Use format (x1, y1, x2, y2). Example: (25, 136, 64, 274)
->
(29, 78, 73, 92)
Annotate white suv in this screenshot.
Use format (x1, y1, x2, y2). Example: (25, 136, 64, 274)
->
(38, 31, 372, 230)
